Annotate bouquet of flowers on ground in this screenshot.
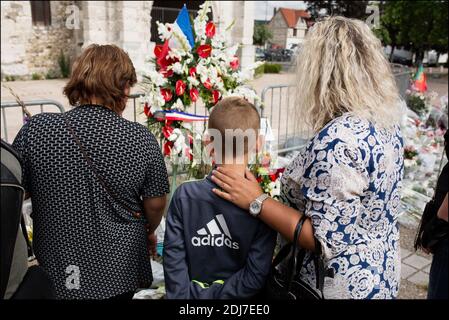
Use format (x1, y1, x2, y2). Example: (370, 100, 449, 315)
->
(405, 89, 438, 118)
(404, 145, 420, 168)
(140, 2, 262, 179)
(249, 152, 285, 200)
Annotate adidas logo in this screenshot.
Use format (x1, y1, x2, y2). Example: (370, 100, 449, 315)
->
(191, 214, 239, 250)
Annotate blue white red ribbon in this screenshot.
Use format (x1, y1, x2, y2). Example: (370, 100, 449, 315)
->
(153, 110, 209, 122)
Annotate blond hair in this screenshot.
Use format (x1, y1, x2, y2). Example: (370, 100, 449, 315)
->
(296, 16, 401, 132)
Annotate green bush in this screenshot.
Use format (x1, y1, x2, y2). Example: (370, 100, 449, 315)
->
(4, 75, 16, 81)
(32, 73, 43, 80)
(45, 70, 59, 79)
(264, 63, 282, 73)
(254, 63, 265, 77)
(58, 50, 70, 78)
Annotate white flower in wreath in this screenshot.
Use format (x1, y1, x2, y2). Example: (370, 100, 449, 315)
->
(168, 128, 186, 150)
(212, 33, 226, 49)
(167, 48, 183, 61)
(208, 67, 220, 85)
(171, 62, 184, 75)
(157, 22, 173, 41)
(194, 19, 207, 39)
(146, 90, 165, 109)
(196, 63, 209, 83)
(147, 70, 167, 87)
(187, 76, 200, 88)
(172, 98, 184, 110)
(232, 70, 251, 83)
(215, 78, 225, 91)
(167, 128, 180, 142)
(230, 87, 259, 103)
(211, 49, 227, 62)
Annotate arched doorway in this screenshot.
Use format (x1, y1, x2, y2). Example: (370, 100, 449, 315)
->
(150, 1, 213, 43)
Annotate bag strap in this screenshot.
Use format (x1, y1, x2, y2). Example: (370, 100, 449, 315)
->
(63, 114, 142, 217)
(286, 214, 307, 292)
(282, 215, 330, 295)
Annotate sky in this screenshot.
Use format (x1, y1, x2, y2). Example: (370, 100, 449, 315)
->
(254, 1, 307, 21)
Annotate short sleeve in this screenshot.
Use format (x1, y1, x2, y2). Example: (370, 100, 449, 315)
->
(12, 121, 31, 193)
(280, 152, 307, 212)
(141, 132, 170, 198)
(301, 128, 369, 261)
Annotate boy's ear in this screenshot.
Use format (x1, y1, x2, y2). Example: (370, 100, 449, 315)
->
(203, 134, 215, 157)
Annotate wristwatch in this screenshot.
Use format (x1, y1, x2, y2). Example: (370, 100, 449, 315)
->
(249, 194, 270, 218)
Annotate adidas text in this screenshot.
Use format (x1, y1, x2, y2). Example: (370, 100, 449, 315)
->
(192, 234, 239, 250)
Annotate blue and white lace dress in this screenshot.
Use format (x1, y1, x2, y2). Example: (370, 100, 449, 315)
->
(280, 114, 404, 299)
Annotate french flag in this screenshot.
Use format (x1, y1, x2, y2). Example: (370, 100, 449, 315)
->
(170, 4, 195, 50)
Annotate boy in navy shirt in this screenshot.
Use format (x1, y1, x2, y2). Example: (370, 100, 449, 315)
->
(163, 97, 276, 299)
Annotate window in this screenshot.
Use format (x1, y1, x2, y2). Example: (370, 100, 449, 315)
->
(293, 28, 297, 37)
(30, 1, 51, 26)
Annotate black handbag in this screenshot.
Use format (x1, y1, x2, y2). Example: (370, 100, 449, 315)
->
(264, 215, 331, 300)
(415, 196, 449, 252)
(415, 154, 449, 252)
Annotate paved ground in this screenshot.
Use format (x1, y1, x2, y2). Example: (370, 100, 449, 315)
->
(2, 71, 447, 299)
(398, 225, 431, 299)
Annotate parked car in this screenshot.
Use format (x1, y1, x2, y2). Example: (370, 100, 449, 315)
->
(281, 49, 294, 61)
(255, 47, 265, 61)
(264, 49, 293, 62)
(384, 46, 413, 66)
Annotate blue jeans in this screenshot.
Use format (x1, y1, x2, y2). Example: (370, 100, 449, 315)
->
(427, 238, 448, 299)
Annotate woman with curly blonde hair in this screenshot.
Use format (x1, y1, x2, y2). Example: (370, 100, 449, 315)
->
(211, 16, 405, 299)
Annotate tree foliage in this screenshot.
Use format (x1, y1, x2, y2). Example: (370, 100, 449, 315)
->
(307, 0, 370, 20)
(253, 23, 273, 46)
(376, 0, 448, 62)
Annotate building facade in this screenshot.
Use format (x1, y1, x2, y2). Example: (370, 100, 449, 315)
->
(1, 1, 255, 80)
(267, 8, 312, 50)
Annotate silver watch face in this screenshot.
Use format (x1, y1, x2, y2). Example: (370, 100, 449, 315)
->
(249, 200, 262, 216)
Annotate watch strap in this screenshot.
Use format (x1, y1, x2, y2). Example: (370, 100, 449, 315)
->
(256, 193, 270, 204)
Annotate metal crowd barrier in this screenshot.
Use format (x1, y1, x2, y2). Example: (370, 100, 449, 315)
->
(1, 99, 65, 143)
(259, 69, 413, 156)
(1, 69, 412, 154)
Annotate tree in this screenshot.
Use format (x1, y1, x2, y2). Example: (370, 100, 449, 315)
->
(253, 23, 273, 46)
(376, 0, 448, 64)
(406, 0, 448, 63)
(374, 1, 407, 62)
(307, 0, 370, 20)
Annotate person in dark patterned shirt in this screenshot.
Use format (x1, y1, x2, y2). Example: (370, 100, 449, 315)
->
(12, 44, 170, 299)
